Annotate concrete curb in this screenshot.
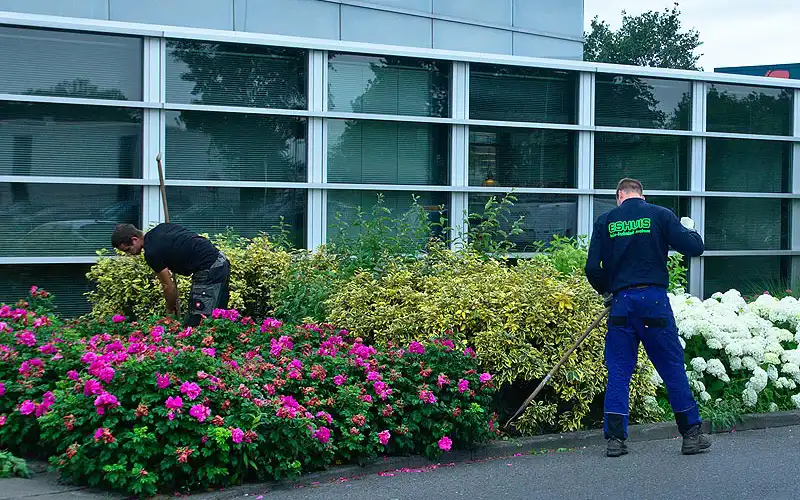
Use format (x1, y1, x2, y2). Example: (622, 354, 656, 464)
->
(177, 409, 800, 499)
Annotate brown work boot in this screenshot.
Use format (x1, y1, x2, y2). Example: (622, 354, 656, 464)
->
(681, 425, 711, 455)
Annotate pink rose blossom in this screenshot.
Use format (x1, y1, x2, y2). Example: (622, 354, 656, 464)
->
(463, 347, 477, 358)
(112, 315, 126, 323)
(333, 374, 347, 386)
(39, 344, 57, 355)
(378, 430, 391, 446)
(15, 331, 37, 347)
(83, 379, 103, 397)
(231, 428, 244, 444)
(261, 318, 283, 333)
(366, 371, 381, 381)
(408, 341, 425, 355)
(201, 347, 216, 358)
(419, 390, 437, 404)
(165, 396, 183, 410)
(437, 374, 449, 387)
(98, 366, 115, 383)
(0, 382, 5, 396)
(67, 370, 80, 381)
(156, 373, 171, 389)
(479, 373, 492, 384)
(189, 404, 211, 422)
(180, 381, 202, 401)
(19, 400, 36, 415)
(313, 426, 331, 444)
(0, 415, 6, 426)
(94, 392, 120, 415)
(457, 379, 469, 393)
(361, 394, 373, 403)
(438, 436, 452, 451)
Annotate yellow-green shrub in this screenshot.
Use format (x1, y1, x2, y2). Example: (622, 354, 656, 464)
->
(326, 251, 663, 434)
(85, 234, 292, 320)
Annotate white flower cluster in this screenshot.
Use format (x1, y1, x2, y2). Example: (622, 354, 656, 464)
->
(667, 289, 800, 409)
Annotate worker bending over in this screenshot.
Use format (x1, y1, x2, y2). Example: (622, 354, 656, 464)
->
(585, 178, 711, 457)
(111, 223, 230, 327)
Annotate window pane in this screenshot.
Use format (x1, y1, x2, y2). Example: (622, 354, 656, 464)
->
(593, 195, 689, 220)
(704, 256, 789, 298)
(0, 26, 142, 101)
(165, 110, 306, 182)
(705, 198, 789, 250)
(0, 183, 141, 257)
(468, 127, 576, 188)
(0, 102, 142, 178)
(594, 133, 689, 191)
(328, 53, 450, 117)
(327, 120, 449, 185)
(706, 139, 792, 193)
(166, 40, 307, 109)
(470, 64, 577, 123)
(167, 187, 306, 248)
(595, 74, 691, 130)
(327, 190, 448, 242)
(468, 194, 578, 252)
(0, 264, 92, 317)
(707, 84, 793, 136)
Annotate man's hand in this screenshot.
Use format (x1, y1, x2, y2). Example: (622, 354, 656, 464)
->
(156, 268, 179, 317)
(680, 217, 696, 230)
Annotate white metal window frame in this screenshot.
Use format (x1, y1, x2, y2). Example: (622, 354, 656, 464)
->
(1, 10, 799, 298)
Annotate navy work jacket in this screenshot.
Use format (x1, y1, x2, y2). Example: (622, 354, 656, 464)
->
(584, 198, 704, 295)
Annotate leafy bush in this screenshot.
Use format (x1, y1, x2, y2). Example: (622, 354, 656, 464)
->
(326, 249, 663, 434)
(664, 290, 800, 418)
(0, 451, 31, 479)
(0, 290, 497, 497)
(86, 234, 292, 321)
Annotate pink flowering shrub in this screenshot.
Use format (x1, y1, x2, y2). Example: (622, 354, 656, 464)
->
(0, 290, 497, 497)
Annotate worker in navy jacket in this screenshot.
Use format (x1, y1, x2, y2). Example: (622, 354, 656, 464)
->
(585, 178, 711, 457)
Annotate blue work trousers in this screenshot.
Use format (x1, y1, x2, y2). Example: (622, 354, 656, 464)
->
(603, 286, 700, 440)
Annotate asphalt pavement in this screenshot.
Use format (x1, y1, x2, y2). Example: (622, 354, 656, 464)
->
(232, 425, 800, 500)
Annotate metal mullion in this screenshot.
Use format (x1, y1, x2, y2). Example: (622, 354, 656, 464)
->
(792, 89, 800, 286)
(142, 37, 163, 229)
(689, 81, 707, 297)
(0, 175, 155, 186)
(465, 119, 586, 131)
(577, 72, 595, 239)
(449, 61, 469, 250)
(0, 256, 100, 265)
(0, 92, 159, 109)
(703, 250, 800, 257)
(307, 50, 327, 250)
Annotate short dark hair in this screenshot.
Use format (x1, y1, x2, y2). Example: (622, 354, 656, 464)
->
(616, 178, 643, 195)
(111, 224, 143, 249)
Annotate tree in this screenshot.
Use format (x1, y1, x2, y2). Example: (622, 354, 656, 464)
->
(584, 2, 703, 70)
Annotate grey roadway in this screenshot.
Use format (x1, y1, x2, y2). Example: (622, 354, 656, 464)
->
(233, 425, 800, 500)
(2, 425, 799, 499)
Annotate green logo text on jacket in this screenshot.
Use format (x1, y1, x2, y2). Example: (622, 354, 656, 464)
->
(608, 218, 651, 238)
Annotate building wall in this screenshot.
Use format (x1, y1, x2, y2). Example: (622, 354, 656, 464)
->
(1, 10, 800, 315)
(0, 0, 585, 59)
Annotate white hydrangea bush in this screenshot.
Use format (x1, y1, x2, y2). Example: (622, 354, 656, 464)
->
(663, 289, 800, 411)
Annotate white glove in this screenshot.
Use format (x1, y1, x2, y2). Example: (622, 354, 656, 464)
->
(680, 217, 695, 230)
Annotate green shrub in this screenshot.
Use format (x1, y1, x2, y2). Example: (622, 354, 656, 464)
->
(86, 233, 292, 321)
(326, 250, 662, 434)
(0, 451, 31, 479)
(0, 292, 497, 497)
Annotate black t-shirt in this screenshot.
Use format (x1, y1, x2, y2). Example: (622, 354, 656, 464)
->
(143, 223, 218, 276)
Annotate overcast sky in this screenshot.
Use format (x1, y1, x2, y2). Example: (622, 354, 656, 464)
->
(583, 0, 799, 72)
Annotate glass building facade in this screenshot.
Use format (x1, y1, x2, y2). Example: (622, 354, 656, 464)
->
(1, 17, 800, 314)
